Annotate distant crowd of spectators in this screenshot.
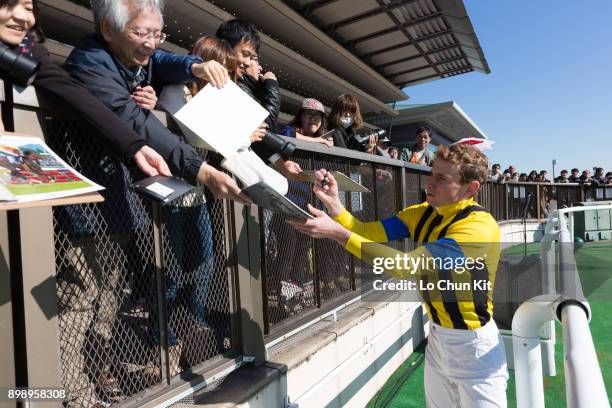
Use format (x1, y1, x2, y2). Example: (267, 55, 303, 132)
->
(488, 165, 612, 185)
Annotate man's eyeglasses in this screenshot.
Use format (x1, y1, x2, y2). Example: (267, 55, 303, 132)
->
(127, 28, 167, 44)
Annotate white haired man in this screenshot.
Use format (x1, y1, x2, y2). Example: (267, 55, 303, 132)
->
(59, 1, 250, 405)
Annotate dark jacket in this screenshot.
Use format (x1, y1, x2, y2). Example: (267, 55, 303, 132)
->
(238, 74, 280, 128)
(20, 41, 146, 162)
(330, 125, 361, 151)
(63, 35, 205, 185)
(237, 73, 285, 162)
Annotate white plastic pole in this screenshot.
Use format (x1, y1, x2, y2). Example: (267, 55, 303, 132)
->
(561, 303, 610, 408)
(512, 296, 558, 408)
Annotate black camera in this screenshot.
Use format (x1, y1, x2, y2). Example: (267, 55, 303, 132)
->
(352, 128, 386, 146)
(255, 130, 295, 161)
(0, 42, 41, 87)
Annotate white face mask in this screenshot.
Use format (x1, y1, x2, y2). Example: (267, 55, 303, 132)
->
(340, 116, 354, 128)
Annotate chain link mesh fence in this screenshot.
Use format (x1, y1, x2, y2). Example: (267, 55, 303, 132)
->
(42, 118, 237, 407)
(260, 150, 427, 337)
(263, 153, 316, 331)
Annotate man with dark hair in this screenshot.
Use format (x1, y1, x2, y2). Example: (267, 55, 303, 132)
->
(555, 169, 569, 183)
(289, 143, 507, 407)
(216, 18, 301, 179)
(488, 163, 502, 182)
(400, 126, 434, 166)
(569, 168, 580, 183)
(539, 170, 551, 183)
(580, 169, 593, 184)
(593, 167, 605, 185)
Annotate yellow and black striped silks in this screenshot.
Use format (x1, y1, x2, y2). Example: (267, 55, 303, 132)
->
(333, 197, 500, 330)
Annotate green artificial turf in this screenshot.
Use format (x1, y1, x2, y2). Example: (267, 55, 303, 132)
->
(368, 242, 612, 408)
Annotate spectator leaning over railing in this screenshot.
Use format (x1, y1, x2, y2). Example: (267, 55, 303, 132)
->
(592, 167, 605, 185)
(272, 97, 333, 310)
(488, 163, 502, 182)
(279, 97, 332, 147)
(569, 168, 580, 183)
(0, 0, 169, 177)
(555, 169, 570, 183)
(59, 0, 252, 403)
(148, 35, 257, 378)
(63, 0, 248, 203)
(579, 169, 593, 184)
(399, 126, 434, 166)
(328, 93, 369, 151)
(216, 18, 302, 180)
(527, 170, 538, 182)
(389, 146, 399, 160)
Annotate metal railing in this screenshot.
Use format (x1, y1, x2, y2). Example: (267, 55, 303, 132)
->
(258, 140, 428, 340)
(1, 85, 432, 407)
(477, 181, 612, 222)
(3, 83, 610, 407)
(512, 205, 610, 408)
(44, 119, 239, 407)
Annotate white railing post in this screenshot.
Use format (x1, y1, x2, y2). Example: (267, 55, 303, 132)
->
(560, 302, 609, 408)
(512, 296, 559, 408)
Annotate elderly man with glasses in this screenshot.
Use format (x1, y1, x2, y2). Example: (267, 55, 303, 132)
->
(64, 0, 244, 198)
(59, 0, 250, 405)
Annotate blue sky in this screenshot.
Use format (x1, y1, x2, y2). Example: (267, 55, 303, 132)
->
(400, 0, 612, 177)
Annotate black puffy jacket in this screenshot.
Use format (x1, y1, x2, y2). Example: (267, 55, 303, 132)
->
(238, 74, 280, 129)
(238, 74, 294, 162)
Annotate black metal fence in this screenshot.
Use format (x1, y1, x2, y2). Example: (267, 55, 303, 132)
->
(32, 110, 431, 405)
(7, 92, 612, 406)
(41, 118, 239, 407)
(259, 148, 429, 338)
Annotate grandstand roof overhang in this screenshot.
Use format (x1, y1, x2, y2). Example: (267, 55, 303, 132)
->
(39, 0, 396, 115)
(210, 0, 490, 95)
(39, 0, 488, 118)
(392, 101, 486, 141)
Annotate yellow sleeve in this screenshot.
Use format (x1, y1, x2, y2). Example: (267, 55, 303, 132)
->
(343, 231, 429, 280)
(333, 208, 388, 242)
(333, 203, 427, 243)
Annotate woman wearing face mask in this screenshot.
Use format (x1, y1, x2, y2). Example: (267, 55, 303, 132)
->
(327, 94, 370, 152)
(0, 0, 170, 177)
